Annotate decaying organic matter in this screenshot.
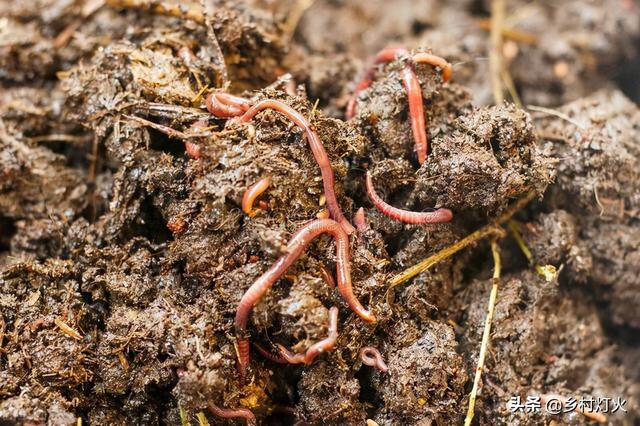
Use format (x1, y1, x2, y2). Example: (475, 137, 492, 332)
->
(0, 0, 638, 425)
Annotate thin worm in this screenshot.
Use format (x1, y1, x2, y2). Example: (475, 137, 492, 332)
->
(347, 48, 453, 164)
(359, 346, 388, 373)
(184, 120, 209, 159)
(319, 264, 336, 288)
(401, 64, 428, 164)
(354, 207, 368, 233)
(364, 172, 453, 224)
(208, 403, 256, 425)
(185, 141, 201, 159)
(253, 343, 288, 364)
(346, 48, 409, 120)
(412, 52, 453, 83)
(240, 100, 355, 234)
(206, 92, 251, 118)
(276, 306, 339, 364)
(242, 177, 272, 216)
(235, 219, 375, 383)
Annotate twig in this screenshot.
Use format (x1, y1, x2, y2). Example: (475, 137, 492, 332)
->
(527, 105, 586, 129)
(26, 134, 93, 144)
(507, 220, 557, 281)
(200, 0, 229, 89)
(501, 68, 522, 107)
(54, 318, 83, 340)
(178, 402, 191, 426)
(105, 0, 204, 23)
(464, 240, 501, 426)
(388, 191, 536, 289)
(477, 19, 537, 45)
(283, 0, 315, 41)
(54, 0, 106, 48)
(123, 114, 189, 139)
(489, 0, 506, 104)
(195, 411, 209, 426)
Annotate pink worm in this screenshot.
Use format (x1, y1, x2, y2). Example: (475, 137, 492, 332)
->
(206, 92, 251, 118)
(242, 177, 272, 216)
(276, 306, 339, 364)
(412, 52, 453, 83)
(235, 219, 375, 384)
(208, 404, 256, 425)
(364, 171, 453, 224)
(353, 207, 368, 233)
(240, 99, 355, 234)
(347, 48, 453, 164)
(346, 48, 409, 120)
(359, 346, 388, 373)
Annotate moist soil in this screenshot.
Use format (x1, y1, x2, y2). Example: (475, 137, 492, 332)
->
(0, 0, 639, 425)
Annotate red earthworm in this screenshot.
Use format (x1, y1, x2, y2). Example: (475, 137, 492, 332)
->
(183, 120, 210, 159)
(364, 172, 453, 224)
(276, 306, 339, 365)
(253, 343, 288, 364)
(319, 264, 336, 288)
(346, 47, 409, 120)
(240, 100, 355, 234)
(354, 207, 368, 233)
(242, 177, 272, 216)
(235, 219, 375, 383)
(177, 46, 198, 67)
(401, 64, 428, 163)
(208, 403, 256, 425)
(412, 52, 453, 83)
(347, 49, 453, 164)
(359, 346, 388, 373)
(184, 142, 201, 159)
(206, 92, 251, 118)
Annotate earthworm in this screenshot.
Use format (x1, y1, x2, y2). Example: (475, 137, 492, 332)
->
(242, 177, 272, 216)
(319, 264, 336, 288)
(364, 172, 453, 224)
(359, 346, 388, 373)
(206, 92, 251, 118)
(346, 47, 409, 120)
(401, 64, 429, 163)
(240, 100, 355, 234)
(276, 306, 339, 364)
(347, 48, 452, 164)
(412, 52, 453, 83)
(253, 343, 288, 364)
(208, 403, 256, 425)
(235, 219, 375, 383)
(354, 207, 368, 233)
(185, 142, 201, 159)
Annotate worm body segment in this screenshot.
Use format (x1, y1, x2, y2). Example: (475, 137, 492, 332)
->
(242, 177, 272, 216)
(235, 219, 375, 383)
(208, 404, 256, 425)
(412, 52, 453, 83)
(346, 48, 409, 120)
(240, 100, 355, 234)
(276, 306, 339, 364)
(206, 92, 251, 118)
(347, 48, 453, 164)
(354, 207, 368, 233)
(359, 346, 389, 373)
(365, 172, 453, 224)
(401, 64, 428, 163)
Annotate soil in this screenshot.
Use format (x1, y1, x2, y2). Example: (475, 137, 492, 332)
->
(0, 0, 638, 425)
